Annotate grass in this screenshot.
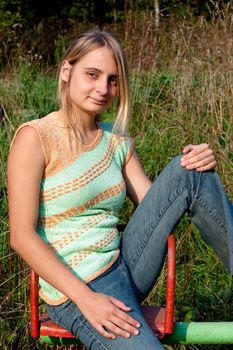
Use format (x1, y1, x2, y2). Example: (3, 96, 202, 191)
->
(1, 8, 233, 350)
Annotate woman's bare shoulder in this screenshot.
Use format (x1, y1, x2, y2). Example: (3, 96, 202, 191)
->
(8, 125, 45, 170)
(10, 124, 42, 152)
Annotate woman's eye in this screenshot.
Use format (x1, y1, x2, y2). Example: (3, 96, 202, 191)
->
(109, 76, 118, 85)
(88, 72, 97, 78)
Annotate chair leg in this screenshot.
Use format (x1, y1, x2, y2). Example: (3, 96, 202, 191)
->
(164, 233, 176, 334)
(30, 269, 39, 338)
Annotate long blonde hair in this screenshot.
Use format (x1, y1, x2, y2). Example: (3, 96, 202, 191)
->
(57, 29, 131, 135)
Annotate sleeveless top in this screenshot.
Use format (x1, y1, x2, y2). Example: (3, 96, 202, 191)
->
(12, 111, 134, 305)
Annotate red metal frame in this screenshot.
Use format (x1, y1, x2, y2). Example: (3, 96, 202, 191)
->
(30, 269, 39, 338)
(30, 233, 176, 340)
(165, 234, 176, 333)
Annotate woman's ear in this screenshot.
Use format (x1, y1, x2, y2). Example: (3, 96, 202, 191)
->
(60, 60, 71, 82)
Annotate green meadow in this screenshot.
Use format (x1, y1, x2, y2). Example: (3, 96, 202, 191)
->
(1, 9, 233, 350)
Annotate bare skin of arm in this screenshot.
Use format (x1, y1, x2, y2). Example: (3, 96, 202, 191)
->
(8, 126, 140, 339)
(123, 151, 152, 205)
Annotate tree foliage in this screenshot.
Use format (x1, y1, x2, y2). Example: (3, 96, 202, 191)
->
(0, 0, 231, 29)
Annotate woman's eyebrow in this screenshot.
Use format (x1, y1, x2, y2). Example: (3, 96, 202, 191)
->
(84, 67, 102, 72)
(83, 67, 118, 76)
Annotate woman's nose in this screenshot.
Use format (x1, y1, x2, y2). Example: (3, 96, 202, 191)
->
(96, 79, 108, 95)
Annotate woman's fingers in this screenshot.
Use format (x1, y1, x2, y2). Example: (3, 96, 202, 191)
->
(109, 296, 131, 312)
(95, 323, 116, 339)
(103, 320, 131, 338)
(109, 314, 140, 335)
(106, 296, 141, 337)
(196, 159, 217, 172)
(110, 295, 141, 327)
(181, 144, 217, 171)
(101, 310, 140, 339)
(94, 307, 140, 340)
(182, 144, 213, 163)
(78, 292, 141, 339)
(182, 154, 216, 170)
(182, 143, 212, 154)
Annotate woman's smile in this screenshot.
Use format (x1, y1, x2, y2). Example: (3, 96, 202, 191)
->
(88, 96, 108, 105)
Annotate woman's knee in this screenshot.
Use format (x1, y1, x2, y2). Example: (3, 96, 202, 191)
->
(166, 154, 186, 174)
(158, 154, 193, 185)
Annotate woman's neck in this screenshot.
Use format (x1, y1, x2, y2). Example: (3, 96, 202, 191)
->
(72, 112, 99, 146)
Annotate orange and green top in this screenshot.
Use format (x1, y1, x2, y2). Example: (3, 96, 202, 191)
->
(13, 111, 134, 305)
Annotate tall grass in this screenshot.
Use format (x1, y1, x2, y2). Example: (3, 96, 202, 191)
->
(1, 8, 233, 350)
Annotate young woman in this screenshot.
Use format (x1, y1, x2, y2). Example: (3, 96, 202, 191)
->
(8, 29, 233, 350)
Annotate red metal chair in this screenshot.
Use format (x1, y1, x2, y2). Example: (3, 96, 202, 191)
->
(30, 233, 176, 345)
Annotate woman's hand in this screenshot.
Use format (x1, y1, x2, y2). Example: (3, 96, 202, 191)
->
(76, 290, 141, 339)
(181, 143, 217, 171)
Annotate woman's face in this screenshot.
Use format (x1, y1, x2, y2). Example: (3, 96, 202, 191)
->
(61, 46, 118, 118)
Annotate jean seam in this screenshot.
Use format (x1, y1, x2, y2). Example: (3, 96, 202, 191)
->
(46, 305, 60, 326)
(195, 196, 225, 230)
(66, 303, 84, 322)
(47, 305, 111, 349)
(80, 322, 111, 350)
(188, 170, 202, 212)
(189, 171, 225, 230)
(47, 305, 72, 331)
(130, 185, 193, 272)
(65, 304, 113, 349)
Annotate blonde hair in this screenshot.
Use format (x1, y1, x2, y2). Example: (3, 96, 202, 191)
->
(57, 29, 131, 135)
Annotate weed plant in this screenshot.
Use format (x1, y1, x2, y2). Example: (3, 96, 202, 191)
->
(1, 8, 233, 350)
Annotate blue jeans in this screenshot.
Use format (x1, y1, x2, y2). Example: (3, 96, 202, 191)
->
(46, 155, 233, 349)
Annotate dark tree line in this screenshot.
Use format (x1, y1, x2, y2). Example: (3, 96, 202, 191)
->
(0, 0, 231, 29)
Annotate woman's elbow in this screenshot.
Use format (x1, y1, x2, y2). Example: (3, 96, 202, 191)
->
(9, 226, 31, 253)
(9, 229, 21, 251)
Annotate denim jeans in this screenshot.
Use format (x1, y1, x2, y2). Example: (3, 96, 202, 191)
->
(46, 155, 233, 350)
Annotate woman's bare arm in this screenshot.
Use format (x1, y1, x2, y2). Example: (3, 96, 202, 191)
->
(123, 151, 152, 206)
(8, 126, 140, 339)
(8, 126, 90, 303)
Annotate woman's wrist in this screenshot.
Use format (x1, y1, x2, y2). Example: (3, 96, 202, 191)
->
(69, 280, 94, 306)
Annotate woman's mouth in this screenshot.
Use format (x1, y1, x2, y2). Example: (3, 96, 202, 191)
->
(89, 97, 107, 105)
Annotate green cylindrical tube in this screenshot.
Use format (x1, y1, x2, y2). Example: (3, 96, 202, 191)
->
(40, 322, 233, 345)
(164, 322, 233, 344)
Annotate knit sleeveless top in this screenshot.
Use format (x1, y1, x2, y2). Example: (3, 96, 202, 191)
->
(13, 111, 134, 305)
